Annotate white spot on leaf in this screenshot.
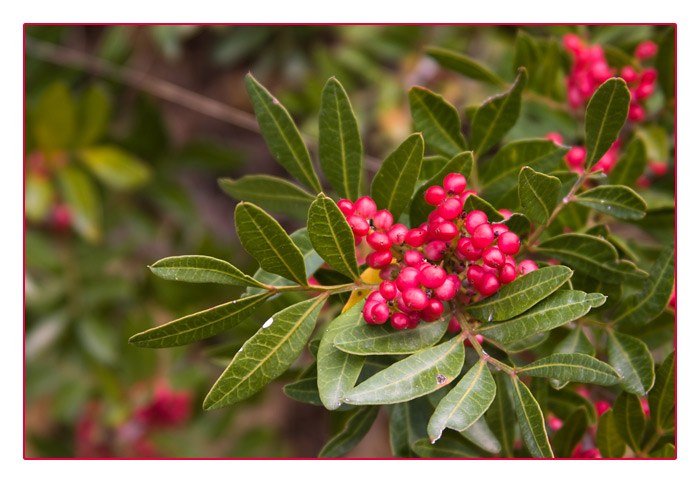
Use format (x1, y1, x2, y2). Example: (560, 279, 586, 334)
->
(262, 317, 274, 329)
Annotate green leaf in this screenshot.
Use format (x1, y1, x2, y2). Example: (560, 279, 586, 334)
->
(370, 133, 424, 219)
(78, 145, 151, 190)
(56, 166, 101, 242)
(503, 213, 531, 237)
(235, 202, 308, 286)
(459, 416, 501, 453)
(552, 408, 588, 458)
(554, 325, 595, 357)
(467, 266, 573, 322)
(609, 138, 647, 187)
(426, 46, 505, 86)
(334, 316, 449, 356)
(518, 167, 561, 225)
(218, 175, 315, 220)
(32, 82, 75, 153)
(656, 27, 675, 101)
(25, 174, 54, 222)
(535, 233, 648, 282)
(427, 359, 496, 442)
(648, 351, 675, 432)
(584, 78, 631, 171)
(596, 409, 626, 458)
(513, 30, 541, 76)
(487, 373, 516, 457)
(129, 292, 271, 348)
(503, 331, 550, 353)
(389, 403, 413, 457)
(203, 295, 326, 409)
(245, 73, 321, 193)
(419, 155, 450, 180)
(469, 68, 527, 156)
(462, 194, 504, 222)
(607, 331, 655, 395)
(283, 377, 323, 406)
(518, 353, 620, 385)
(549, 387, 597, 425)
(410, 151, 473, 226)
(412, 435, 481, 458)
(613, 392, 645, 453)
(574, 185, 647, 220)
(317, 304, 366, 410)
(149, 255, 264, 287)
(318, 406, 379, 458)
(76, 84, 111, 146)
(342, 336, 465, 405)
(307, 193, 360, 280)
(510, 376, 554, 458)
(613, 246, 675, 326)
(533, 38, 565, 100)
(649, 443, 675, 459)
(319, 77, 363, 200)
(409, 86, 467, 157)
(477, 290, 604, 344)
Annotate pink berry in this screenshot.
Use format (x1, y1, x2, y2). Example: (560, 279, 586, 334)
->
(465, 210, 488, 235)
(424, 186, 446, 206)
(379, 281, 398, 300)
(403, 250, 424, 267)
(367, 291, 386, 303)
(463, 334, 484, 348)
(424, 240, 447, 261)
(420, 299, 444, 322)
(563, 34, 581, 53)
(419, 265, 447, 289)
(428, 211, 446, 224)
(590, 61, 612, 83)
(355, 196, 377, 219)
(390, 312, 410, 330)
(635, 41, 657, 60)
(403, 288, 429, 310)
(640, 68, 657, 84)
(498, 209, 513, 220)
(405, 228, 429, 247)
(498, 231, 521, 255)
(478, 273, 501, 297)
(367, 250, 393, 269)
(482, 247, 505, 268)
(595, 401, 611, 417)
(354, 236, 363, 246)
(447, 316, 461, 333)
(628, 103, 646, 122)
(620, 66, 637, 84)
(443, 173, 467, 195)
(459, 190, 477, 205)
(433, 277, 458, 301)
(363, 300, 379, 323)
(387, 224, 408, 245)
(566, 146, 586, 167)
(434, 221, 458, 242)
(373, 210, 393, 231)
(548, 416, 564, 432)
(518, 259, 539, 275)
(649, 160, 668, 177)
(457, 237, 482, 261)
(347, 214, 369, 237)
(492, 223, 509, 238)
(505, 255, 516, 267)
(407, 311, 422, 329)
(396, 267, 421, 292)
(467, 264, 485, 288)
(337, 199, 355, 217)
(370, 303, 390, 324)
(471, 223, 495, 249)
(396, 295, 411, 314)
(498, 263, 517, 284)
(637, 175, 651, 188)
(544, 132, 563, 145)
(567, 85, 583, 108)
(437, 198, 463, 220)
(367, 231, 391, 251)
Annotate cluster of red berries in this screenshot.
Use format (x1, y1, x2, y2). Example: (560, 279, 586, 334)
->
(337, 173, 539, 331)
(546, 132, 622, 175)
(563, 35, 658, 122)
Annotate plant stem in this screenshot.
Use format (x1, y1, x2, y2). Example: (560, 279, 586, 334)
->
(265, 282, 376, 295)
(455, 312, 516, 374)
(638, 430, 663, 458)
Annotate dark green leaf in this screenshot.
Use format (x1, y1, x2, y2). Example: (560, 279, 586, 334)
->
(129, 292, 271, 348)
(613, 392, 645, 453)
(513, 30, 541, 76)
(518, 353, 620, 385)
(412, 435, 481, 458)
(487, 373, 515, 457)
(389, 403, 413, 457)
(584, 78, 631, 171)
(342, 336, 465, 405)
(462, 194, 504, 222)
(533, 38, 565, 100)
(596, 409, 626, 458)
(574, 185, 647, 220)
(149, 255, 264, 288)
(503, 331, 550, 353)
(76, 84, 111, 146)
(307, 193, 360, 280)
(409, 86, 466, 157)
(535, 233, 648, 282)
(370, 133, 424, 219)
(283, 378, 323, 406)
(218, 175, 314, 220)
(549, 387, 597, 426)
(554, 326, 595, 356)
(656, 27, 675, 101)
(32, 82, 75, 152)
(469, 68, 527, 156)
(618, 309, 675, 351)
(609, 138, 647, 187)
(510, 376, 554, 458)
(426, 46, 505, 86)
(648, 351, 675, 432)
(552, 408, 588, 458)
(318, 406, 379, 458)
(245, 73, 321, 193)
(503, 213, 531, 237)
(459, 416, 501, 453)
(607, 331, 655, 395)
(235, 202, 308, 286)
(56, 166, 101, 242)
(649, 443, 675, 459)
(319, 77, 363, 200)
(203, 295, 326, 409)
(518, 167, 561, 225)
(467, 266, 573, 322)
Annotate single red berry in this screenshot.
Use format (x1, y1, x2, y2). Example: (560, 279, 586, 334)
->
(595, 401, 611, 417)
(437, 198, 463, 220)
(433, 277, 458, 301)
(637, 175, 651, 188)
(371, 303, 390, 324)
(498, 209, 513, 220)
(396, 267, 421, 292)
(471, 223, 495, 249)
(337, 199, 355, 217)
(465, 210, 488, 235)
(424, 240, 447, 261)
(419, 265, 447, 289)
(403, 250, 424, 266)
(447, 316, 461, 333)
(590, 61, 612, 83)
(505, 255, 516, 267)
(434, 221, 458, 242)
(367, 231, 391, 251)
(620, 66, 637, 84)
(347, 214, 370, 237)
(628, 103, 646, 122)
(443, 173, 467, 195)
(367, 250, 393, 269)
(548, 415, 564, 431)
(403, 287, 429, 310)
(478, 273, 501, 297)
(565, 146, 586, 167)
(354, 236, 363, 246)
(405, 228, 429, 247)
(498, 263, 517, 284)
(379, 280, 398, 300)
(457, 237, 482, 261)
(640, 68, 657, 84)
(427, 211, 445, 224)
(387, 224, 408, 245)
(463, 334, 484, 347)
(498, 231, 521, 255)
(355, 196, 377, 219)
(407, 311, 422, 329)
(367, 291, 386, 303)
(482, 247, 505, 268)
(420, 299, 444, 322)
(363, 300, 379, 324)
(373, 210, 393, 231)
(390, 312, 410, 330)
(635, 40, 658, 60)
(396, 295, 411, 314)
(518, 259, 539, 275)
(544, 132, 563, 145)
(424, 186, 447, 206)
(635, 82, 655, 100)
(563, 34, 581, 53)
(467, 264, 485, 287)
(649, 160, 668, 177)
(492, 223, 509, 237)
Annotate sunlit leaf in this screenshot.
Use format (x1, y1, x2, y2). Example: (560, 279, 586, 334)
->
(56, 166, 101, 242)
(32, 82, 75, 153)
(76, 84, 111, 146)
(78, 145, 151, 190)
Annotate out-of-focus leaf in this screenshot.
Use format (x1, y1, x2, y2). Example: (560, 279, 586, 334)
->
(76, 317, 118, 365)
(426, 46, 505, 86)
(549, 387, 597, 425)
(584, 78, 631, 171)
(649, 443, 675, 459)
(78, 145, 151, 190)
(409, 86, 466, 157)
(518, 167, 561, 225)
(503, 213, 531, 237)
(487, 372, 515, 457)
(596, 409, 626, 458)
(56, 166, 101, 242)
(648, 351, 675, 432)
(75, 84, 111, 146)
(32, 82, 75, 153)
(25, 174, 54, 221)
(513, 30, 541, 76)
(613, 392, 645, 453)
(149, 255, 264, 287)
(552, 408, 588, 458)
(334, 317, 449, 356)
(609, 138, 647, 187)
(218, 175, 314, 220)
(656, 27, 675, 101)
(412, 434, 481, 458)
(607, 331, 655, 395)
(574, 185, 647, 220)
(518, 353, 620, 385)
(533, 38, 564, 100)
(283, 377, 323, 406)
(510, 376, 553, 458)
(204, 295, 326, 409)
(318, 406, 379, 458)
(389, 403, 413, 457)
(459, 415, 501, 453)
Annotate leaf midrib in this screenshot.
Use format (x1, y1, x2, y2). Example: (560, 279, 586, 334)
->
(318, 198, 359, 279)
(385, 138, 421, 214)
(413, 89, 464, 153)
(472, 73, 521, 155)
(613, 251, 673, 324)
(442, 360, 487, 431)
(587, 80, 620, 168)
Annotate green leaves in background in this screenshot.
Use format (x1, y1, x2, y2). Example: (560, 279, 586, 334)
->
(129, 292, 271, 348)
(596, 410, 626, 458)
(370, 133, 424, 219)
(412, 434, 481, 458)
(518, 354, 620, 386)
(518, 167, 561, 225)
(426, 46, 504, 86)
(219, 175, 315, 220)
(552, 408, 588, 458)
(204, 295, 326, 410)
(510, 376, 553, 458)
(235, 202, 308, 286)
(56, 166, 101, 242)
(78, 145, 151, 190)
(342, 336, 464, 405)
(467, 266, 573, 322)
(148, 255, 264, 287)
(613, 392, 646, 453)
(656, 27, 675, 101)
(25, 174, 54, 222)
(648, 351, 675, 432)
(318, 406, 379, 457)
(606, 331, 655, 395)
(513, 30, 541, 76)
(409, 86, 466, 157)
(307, 193, 360, 280)
(574, 185, 647, 220)
(319, 77, 363, 201)
(469, 68, 527, 156)
(32, 82, 75, 153)
(245, 73, 322, 193)
(334, 317, 448, 356)
(584, 78, 631, 171)
(76, 84, 111, 147)
(609, 138, 647, 187)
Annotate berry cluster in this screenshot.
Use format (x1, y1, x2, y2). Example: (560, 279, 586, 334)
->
(338, 173, 539, 331)
(544, 132, 620, 174)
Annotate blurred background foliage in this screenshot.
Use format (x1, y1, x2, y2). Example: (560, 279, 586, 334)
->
(24, 24, 674, 458)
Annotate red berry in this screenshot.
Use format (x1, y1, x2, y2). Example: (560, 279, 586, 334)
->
(567, 85, 583, 108)
(635, 40, 657, 60)
(379, 281, 398, 300)
(471, 223, 494, 249)
(457, 237, 482, 261)
(498, 209, 512, 220)
(363, 301, 379, 324)
(459, 190, 477, 205)
(498, 231, 521, 255)
(367, 231, 391, 251)
(447, 316, 461, 333)
(437, 198, 463, 220)
(367, 250, 393, 269)
(649, 160, 668, 177)
(403, 288, 429, 310)
(387, 224, 408, 245)
(640, 68, 657, 84)
(482, 247, 505, 268)
(405, 228, 429, 247)
(433, 277, 458, 301)
(407, 311, 422, 329)
(620, 66, 637, 84)
(463, 334, 484, 347)
(379, 263, 400, 281)
(505, 255, 516, 267)
(367, 291, 386, 303)
(465, 210, 488, 235)
(424, 186, 447, 206)
(337, 199, 355, 217)
(443, 173, 467, 195)
(590, 61, 612, 83)
(565, 146, 586, 167)
(518, 259, 539, 275)
(404, 250, 424, 267)
(420, 299, 444, 321)
(467, 264, 485, 287)
(355, 196, 377, 219)
(544, 132, 563, 145)
(396, 295, 411, 314)
(498, 263, 517, 284)
(424, 240, 447, 261)
(390, 312, 410, 330)
(635, 82, 654, 100)
(563, 34, 581, 53)
(628, 103, 646, 122)
(396, 267, 421, 292)
(354, 236, 363, 246)
(492, 223, 509, 237)
(637, 175, 651, 188)
(373, 210, 393, 231)
(419, 265, 447, 289)
(478, 273, 501, 297)
(370, 303, 390, 324)
(347, 214, 369, 237)
(595, 401, 611, 417)
(434, 221, 458, 242)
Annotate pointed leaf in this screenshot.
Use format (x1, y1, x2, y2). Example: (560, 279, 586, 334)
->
(462, 194, 504, 222)
(32, 82, 75, 153)
(535, 233, 648, 282)
(609, 138, 647, 187)
(487, 373, 516, 457)
(409, 86, 467, 157)
(513, 30, 541, 76)
(613, 392, 645, 453)
(427, 359, 496, 442)
(584, 78, 631, 171)
(78, 145, 151, 190)
(334, 316, 449, 356)
(607, 331, 655, 395)
(318, 406, 379, 458)
(656, 27, 675, 101)
(342, 336, 465, 405)
(510, 376, 554, 458)
(149, 255, 264, 288)
(56, 166, 101, 242)
(467, 266, 573, 322)
(129, 292, 271, 348)
(76, 84, 111, 146)
(574, 185, 647, 220)
(554, 325, 595, 357)
(319, 77, 363, 200)
(283, 377, 323, 406)
(235, 202, 308, 286)
(518, 353, 621, 385)
(218, 175, 314, 220)
(203, 295, 326, 409)
(596, 409, 626, 458)
(307, 193, 360, 280)
(648, 351, 675, 432)
(426, 46, 505, 86)
(518, 166, 562, 225)
(469, 68, 527, 156)
(317, 304, 366, 410)
(370, 133, 424, 219)
(412, 435, 481, 458)
(245, 73, 321, 193)
(552, 408, 588, 458)
(459, 416, 501, 453)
